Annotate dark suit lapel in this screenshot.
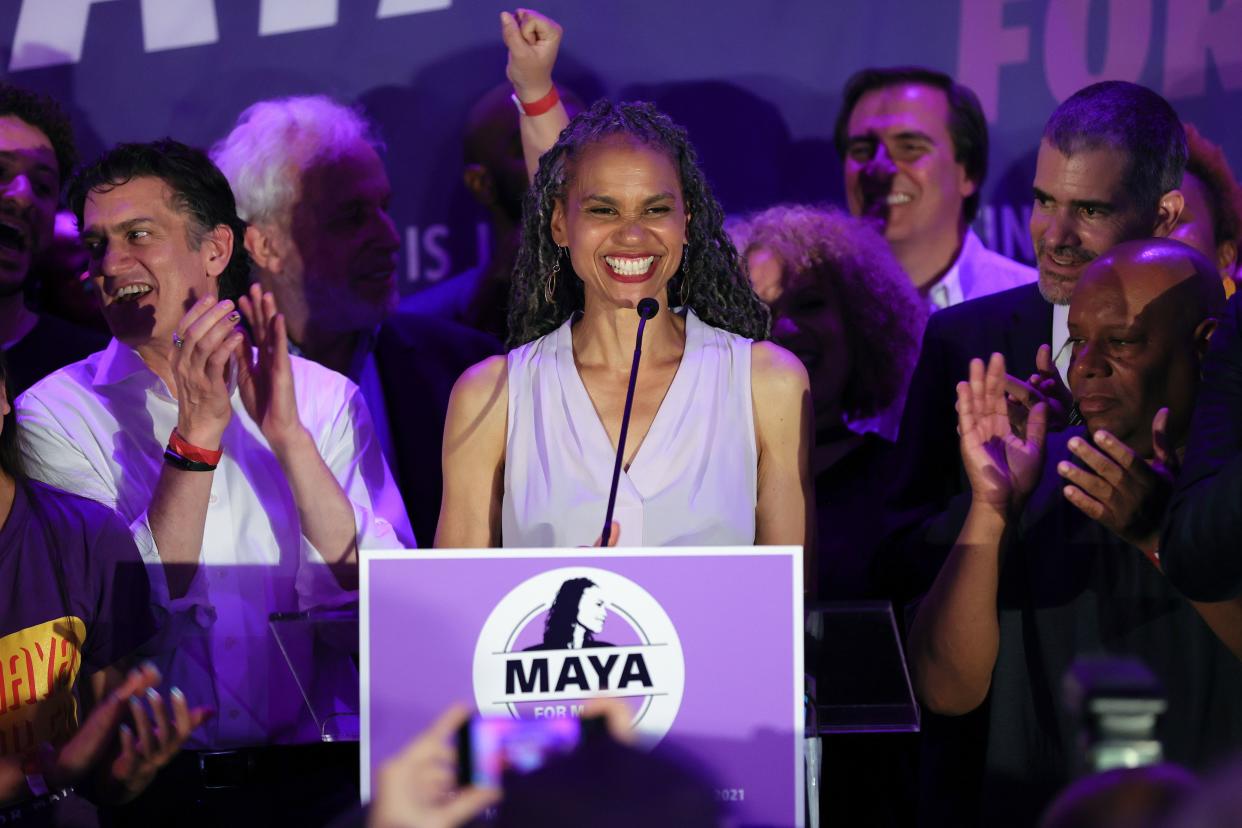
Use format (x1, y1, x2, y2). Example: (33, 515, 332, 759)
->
(373, 325, 421, 483)
(1002, 283, 1054, 378)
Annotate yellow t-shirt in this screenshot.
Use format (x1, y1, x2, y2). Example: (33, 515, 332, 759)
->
(0, 616, 86, 756)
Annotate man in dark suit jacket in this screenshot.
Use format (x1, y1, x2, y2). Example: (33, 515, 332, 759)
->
(879, 282, 1052, 599)
(877, 80, 1191, 602)
(212, 96, 503, 547)
(1162, 290, 1242, 601)
(907, 240, 1241, 826)
(374, 311, 500, 545)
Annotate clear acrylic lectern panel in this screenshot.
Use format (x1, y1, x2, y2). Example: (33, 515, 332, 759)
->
(805, 601, 919, 734)
(269, 604, 361, 742)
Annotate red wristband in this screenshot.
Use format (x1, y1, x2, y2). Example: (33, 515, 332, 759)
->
(168, 430, 223, 466)
(513, 85, 559, 117)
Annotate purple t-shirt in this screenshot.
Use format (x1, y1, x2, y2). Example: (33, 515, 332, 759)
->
(0, 480, 156, 757)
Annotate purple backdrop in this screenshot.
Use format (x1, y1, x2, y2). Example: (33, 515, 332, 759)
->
(1, 0, 1239, 288)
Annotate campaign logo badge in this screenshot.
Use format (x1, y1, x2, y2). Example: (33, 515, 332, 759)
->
(472, 567, 685, 743)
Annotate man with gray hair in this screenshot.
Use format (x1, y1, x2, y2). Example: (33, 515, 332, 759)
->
(879, 80, 1189, 600)
(212, 96, 501, 547)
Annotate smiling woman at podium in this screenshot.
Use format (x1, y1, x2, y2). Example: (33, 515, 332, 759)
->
(435, 93, 812, 558)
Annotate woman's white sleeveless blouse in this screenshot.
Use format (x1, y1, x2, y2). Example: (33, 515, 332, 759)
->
(501, 310, 757, 547)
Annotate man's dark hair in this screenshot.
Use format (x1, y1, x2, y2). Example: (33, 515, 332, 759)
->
(66, 139, 249, 301)
(1043, 81, 1187, 216)
(833, 67, 989, 223)
(0, 82, 77, 182)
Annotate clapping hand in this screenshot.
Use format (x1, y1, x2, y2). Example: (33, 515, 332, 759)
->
(1057, 408, 1177, 556)
(500, 8, 562, 102)
(51, 663, 211, 802)
(236, 285, 306, 455)
(958, 353, 1048, 513)
(171, 296, 245, 448)
(107, 681, 212, 801)
(1004, 343, 1074, 438)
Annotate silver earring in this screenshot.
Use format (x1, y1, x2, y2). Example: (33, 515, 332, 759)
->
(545, 246, 566, 304)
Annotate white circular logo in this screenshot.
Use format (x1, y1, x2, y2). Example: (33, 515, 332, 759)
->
(472, 567, 685, 745)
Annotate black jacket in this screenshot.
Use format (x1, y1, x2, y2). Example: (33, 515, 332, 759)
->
(374, 311, 502, 547)
(877, 282, 1053, 601)
(1162, 291, 1242, 600)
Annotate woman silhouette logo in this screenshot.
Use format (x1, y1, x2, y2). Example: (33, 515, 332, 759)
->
(525, 577, 615, 650)
(473, 566, 686, 741)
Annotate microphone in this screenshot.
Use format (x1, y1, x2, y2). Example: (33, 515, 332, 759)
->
(600, 298, 660, 546)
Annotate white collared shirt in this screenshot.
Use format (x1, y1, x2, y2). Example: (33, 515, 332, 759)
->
(15, 339, 414, 748)
(926, 257, 964, 312)
(925, 230, 1039, 312)
(1052, 302, 1071, 385)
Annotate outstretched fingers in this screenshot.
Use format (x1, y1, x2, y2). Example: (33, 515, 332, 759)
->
(128, 696, 155, 758)
(239, 284, 270, 351)
(1035, 342, 1054, 375)
(967, 357, 987, 420)
(1062, 484, 1107, 521)
(1026, 400, 1049, 449)
(956, 380, 979, 439)
(984, 352, 1008, 419)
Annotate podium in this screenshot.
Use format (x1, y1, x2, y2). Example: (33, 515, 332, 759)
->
(355, 551, 919, 827)
(803, 601, 920, 828)
(269, 604, 362, 742)
(805, 601, 919, 734)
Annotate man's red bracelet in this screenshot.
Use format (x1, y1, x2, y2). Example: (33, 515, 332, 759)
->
(513, 85, 560, 117)
(168, 430, 224, 466)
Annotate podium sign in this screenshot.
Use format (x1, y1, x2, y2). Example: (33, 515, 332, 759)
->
(361, 546, 804, 827)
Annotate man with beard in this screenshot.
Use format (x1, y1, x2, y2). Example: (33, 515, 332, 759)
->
(212, 96, 501, 546)
(877, 81, 1188, 601)
(0, 83, 107, 394)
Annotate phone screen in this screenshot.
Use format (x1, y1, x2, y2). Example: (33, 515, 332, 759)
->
(458, 716, 582, 788)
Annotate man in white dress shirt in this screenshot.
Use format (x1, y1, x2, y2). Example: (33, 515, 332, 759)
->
(15, 139, 413, 825)
(833, 66, 1037, 311)
(210, 95, 501, 548)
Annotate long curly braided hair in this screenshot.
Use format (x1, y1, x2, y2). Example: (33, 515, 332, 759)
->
(508, 99, 771, 347)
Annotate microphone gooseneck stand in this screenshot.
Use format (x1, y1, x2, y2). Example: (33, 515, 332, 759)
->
(600, 297, 660, 546)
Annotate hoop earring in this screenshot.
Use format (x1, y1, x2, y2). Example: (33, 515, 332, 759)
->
(544, 246, 565, 304)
